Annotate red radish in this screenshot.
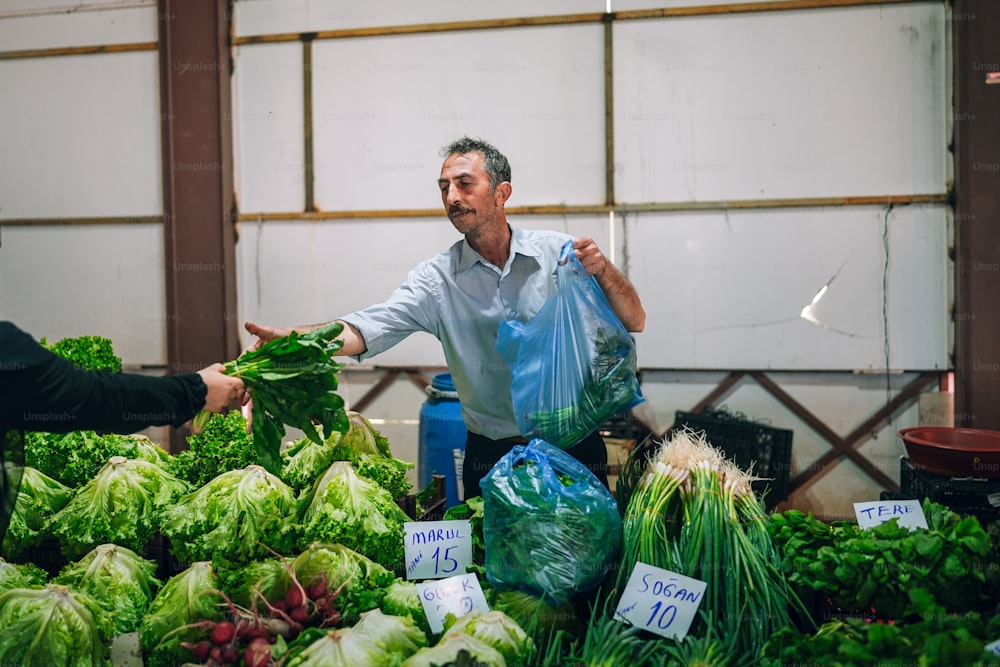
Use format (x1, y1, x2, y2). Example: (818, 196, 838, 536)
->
(219, 642, 240, 664)
(272, 599, 287, 612)
(181, 640, 212, 660)
(210, 646, 222, 663)
(211, 620, 236, 646)
(306, 576, 327, 600)
(284, 585, 304, 609)
(244, 637, 272, 667)
(246, 621, 269, 640)
(289, 605, 310, 624)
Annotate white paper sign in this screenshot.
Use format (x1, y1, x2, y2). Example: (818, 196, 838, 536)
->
(614, 562, 707, 640)
(985, 638, 1000, 657)
(404, 520, 472, 580)
(853, 499, 928, 530)
(417, 573, 490, 634)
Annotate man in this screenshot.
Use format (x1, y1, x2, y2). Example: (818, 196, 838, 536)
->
(245, 137, 645, 498)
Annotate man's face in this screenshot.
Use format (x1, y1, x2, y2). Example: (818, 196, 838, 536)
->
(437, 152, 500, 234)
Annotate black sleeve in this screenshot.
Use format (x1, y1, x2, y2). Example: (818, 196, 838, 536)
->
(0, 322, 208, 434)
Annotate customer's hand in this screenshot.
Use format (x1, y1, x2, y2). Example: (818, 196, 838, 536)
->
(196, 363, 245, 415)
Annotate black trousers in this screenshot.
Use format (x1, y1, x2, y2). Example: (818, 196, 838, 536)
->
(462, 430, 609, 501)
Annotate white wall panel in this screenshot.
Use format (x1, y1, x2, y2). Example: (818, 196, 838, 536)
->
(235, 214, 614, 366)
(613, 3, 947, 202)
(626, 204, 949, 370)
(0, 51, 162, 218)
(232, 43, 307, 213)
(233, 0, 605, 37)
(0, 224, 166, 366)
(310, 26, 606, 211)
(0, 5, 156, 51)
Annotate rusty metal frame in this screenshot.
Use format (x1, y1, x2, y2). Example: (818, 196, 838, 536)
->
(683, 370, 943, 495)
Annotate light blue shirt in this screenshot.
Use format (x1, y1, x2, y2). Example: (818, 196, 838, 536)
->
(340, 226, 572, 439)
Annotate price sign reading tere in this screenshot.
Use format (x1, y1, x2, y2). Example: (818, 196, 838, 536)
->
(614, 562, 707, 640)
(404, 520, 472, 580)
(853, 500, 928, 530)
(416, 573, 490, 634)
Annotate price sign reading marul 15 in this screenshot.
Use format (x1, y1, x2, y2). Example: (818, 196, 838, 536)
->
(614, 562, 707, 641)
(404, 520, 472, 581)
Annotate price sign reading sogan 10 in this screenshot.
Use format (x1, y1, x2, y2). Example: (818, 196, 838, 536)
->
(614, 562, 707, 641)
(403, 520, 472, 581)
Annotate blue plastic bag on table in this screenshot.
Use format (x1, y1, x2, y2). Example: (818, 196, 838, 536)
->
(497, 239, 644, 449)
(482, 439, 623, 604)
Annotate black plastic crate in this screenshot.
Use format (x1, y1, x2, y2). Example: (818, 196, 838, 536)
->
(898, 456, 1000, 524)
(670, 409, 794, 509)
(396, 473, 447, 522)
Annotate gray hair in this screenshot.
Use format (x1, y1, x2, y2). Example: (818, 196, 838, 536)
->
(439, 136, 511, 192)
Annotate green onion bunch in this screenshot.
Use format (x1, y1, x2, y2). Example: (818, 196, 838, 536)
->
(619, 428, 799, 663)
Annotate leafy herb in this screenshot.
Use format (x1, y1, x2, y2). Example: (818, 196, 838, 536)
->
(768, 500, 994, 620)
(193, 322, 349, 474)
(296, 461, 410, 570)
(528, 327, 640, 449)
(159, 465, 299, 567)
(41, 334, 122, 372)
(1, 466, 73, 559)
(53, 543, 161, 635)
(48, 456, 191, 560)
(169, 410, 257, 487)
(25, 430, 154, 488)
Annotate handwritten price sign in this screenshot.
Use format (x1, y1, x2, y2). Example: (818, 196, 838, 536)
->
(614, 562, 706, 640)
(416, 573, 490, 634)
(404, 520, 473, 580)
(854, 499, 928, 530)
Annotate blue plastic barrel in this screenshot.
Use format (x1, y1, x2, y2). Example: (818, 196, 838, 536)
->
(418, 373, 468, 508)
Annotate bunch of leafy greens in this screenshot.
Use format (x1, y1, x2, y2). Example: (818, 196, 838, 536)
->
(168, 410, 257, 487)
(297, 461, 410, 570)
(287, 628, 399, 667)
(0, 583, 113, 667)
(353, 608, 429, 658)
(443, 496, 486, 576)
(528, 326, 641, 449)
(1, 466, 73, 558)
(443, 610, 534, 666)
(284, 411, 414, 499)
(400, 631, 508, 667)
(41, 333, 122, 372)
(160, 465, 298, 566)
(0, 558, 47, 593)
(381, 579, 432, 637)
(238, 542, 396, 625)
(139, 561, 225, 667)
(49, 457, 191, 560)
(768, 500, 994, 619)
(25, 430, 166, 488)
(192, 321, 350, 474)
(482, 441, 623, 604)
(490, 588, 583, 639)
(53, 543, 161, 635)
(761, 612, 1000, 667)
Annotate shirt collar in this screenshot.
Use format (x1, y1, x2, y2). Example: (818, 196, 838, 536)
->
(457, 225, 542, 273)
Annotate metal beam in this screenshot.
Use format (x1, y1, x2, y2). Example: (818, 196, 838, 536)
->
(953, 0, 1000, 430)
(158, 0, 239, 450)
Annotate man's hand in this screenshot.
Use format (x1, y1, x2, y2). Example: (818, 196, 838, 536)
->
(572, 236, 608, 277)
(244, 321, 293, 351)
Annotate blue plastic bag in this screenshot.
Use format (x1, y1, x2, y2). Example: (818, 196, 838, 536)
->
(497, 240, 643, 449)
(482, 439, 623, 604)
